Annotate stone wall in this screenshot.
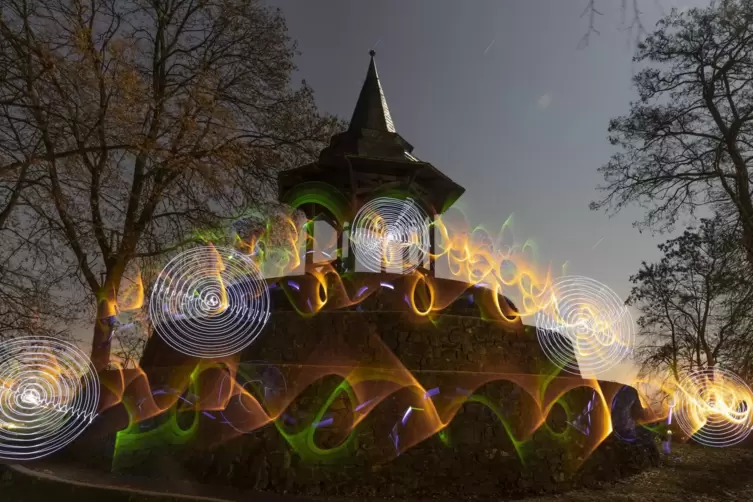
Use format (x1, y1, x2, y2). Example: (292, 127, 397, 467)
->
(118, 413, 657, 500)
(109, 276, 659, 498)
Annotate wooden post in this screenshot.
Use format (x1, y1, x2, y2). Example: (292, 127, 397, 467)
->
(429, 213, 436, 275)
(305, 203, 315, 269)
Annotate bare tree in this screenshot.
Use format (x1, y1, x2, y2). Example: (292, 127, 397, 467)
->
(578, 0, 654, 49)
(591, 1, 753, 270)
(627, 217, 753, 377)
(0, 216, 81, 340)
(0, 0, 340, 369)
(0, 37, 80, 342)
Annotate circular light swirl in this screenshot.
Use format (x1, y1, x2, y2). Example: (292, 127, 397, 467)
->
(534, 276, 633, 376)
(350, 197, 430, 274)
(0, 336, 100, 461)
(149, 246, 271, 358)
(675, 368, 753, 448)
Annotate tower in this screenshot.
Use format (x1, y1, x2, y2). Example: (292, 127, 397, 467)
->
(277, 51, 465, 273)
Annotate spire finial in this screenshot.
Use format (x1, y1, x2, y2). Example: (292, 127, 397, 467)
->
(349, 49, 395, 133)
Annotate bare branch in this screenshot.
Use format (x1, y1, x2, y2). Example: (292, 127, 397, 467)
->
(0, 0, 343, 366)
(593, 1, 753, 271)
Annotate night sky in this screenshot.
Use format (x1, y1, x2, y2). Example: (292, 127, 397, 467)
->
(266, 0, 705, 304)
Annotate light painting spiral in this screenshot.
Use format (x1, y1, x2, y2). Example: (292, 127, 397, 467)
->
(350, 197, 430, 274)
(0, 336, 100, 461)
(534, 275, 633, 377)
(674, 368, 753, 448)
(149, 246, 270, 359)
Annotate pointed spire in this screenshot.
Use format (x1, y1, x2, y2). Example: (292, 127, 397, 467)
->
(349, 50, 396, 133)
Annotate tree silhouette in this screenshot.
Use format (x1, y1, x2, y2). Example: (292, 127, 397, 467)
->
(627, 217, 753, 378)
(592, 1, 753, 271)
(0, 0, 341, 369)
(579, 0, 652, 49)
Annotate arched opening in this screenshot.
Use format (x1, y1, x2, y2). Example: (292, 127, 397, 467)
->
(312, 218, 338, 264)
(354, 189, 435, 273)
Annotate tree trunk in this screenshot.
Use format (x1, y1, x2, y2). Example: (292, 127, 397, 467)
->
(695, 342, 702, 370)
(90, 270, 124, 371)
(91, 293, 117, 371)
(669, 322, 679, 381)
(742, 220, 753, 276)
(728, 142, 753, 274)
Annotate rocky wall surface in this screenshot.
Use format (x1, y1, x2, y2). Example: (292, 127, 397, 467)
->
(117, 427, 657, 500)
(109, 281, 660, 499)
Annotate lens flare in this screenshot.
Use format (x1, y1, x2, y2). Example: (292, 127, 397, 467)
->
(149, 245, 271, 358)
(534, 276, 633, 377)
(350, 197, 430, 274)
(0, 336, 100, 461)
(675, 368, 753, 448)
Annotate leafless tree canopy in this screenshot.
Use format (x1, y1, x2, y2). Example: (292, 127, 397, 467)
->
(591, 1, 753, 269)
(0, 0, 341, 367)
(0, 229, 77, 340)
(579, 0, 655, 49)
(627, 217, 753, 379)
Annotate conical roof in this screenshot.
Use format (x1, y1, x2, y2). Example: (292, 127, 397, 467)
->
(348, 50, 396, 133)
(278, 51, 465, 218)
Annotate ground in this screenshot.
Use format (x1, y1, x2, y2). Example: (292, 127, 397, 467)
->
(527, 443, 753, 501)
(1, 443, 751, 501)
